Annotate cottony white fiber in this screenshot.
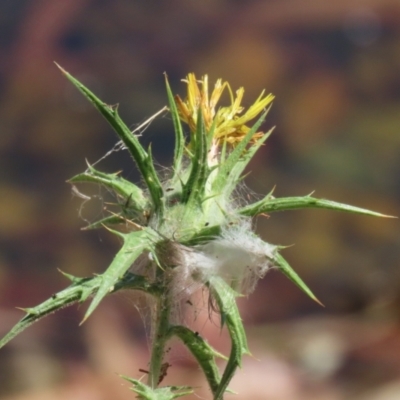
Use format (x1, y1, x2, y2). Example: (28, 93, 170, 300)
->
(179, 221, 277, 295)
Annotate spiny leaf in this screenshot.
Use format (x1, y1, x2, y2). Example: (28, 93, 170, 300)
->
(206, 116, 218, 149)
(56, 63, 164, 216)
(182, 109, 209, 206)
(164, 74, 184, 177)
(226, 126, 274, 195)
(179, 224, 222, 246)
(121, 376, 193, 399)
(0, 273, 154, 351)
(69, 164, 148, 211)
(58, 269, 88, 284)
(0, 275, 101, 350)
(170, 325, 225, 394)
(274, 252, 323, 306)
(82, 228, 157, 322)
(212, 110, 269, 194)
(239, 195, 396, 218)
(209, 277, 249, 400)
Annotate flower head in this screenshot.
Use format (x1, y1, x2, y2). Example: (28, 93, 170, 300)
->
(175, 73, 275, 146)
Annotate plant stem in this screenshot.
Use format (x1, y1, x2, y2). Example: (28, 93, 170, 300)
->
(147, 289, 171, 388)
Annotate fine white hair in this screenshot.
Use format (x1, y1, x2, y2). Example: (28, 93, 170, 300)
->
(177, 220, 277, 295)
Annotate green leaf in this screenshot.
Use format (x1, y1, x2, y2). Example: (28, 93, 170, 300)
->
(113, 272, 159, 295)
(56, 63, 164, 216)
(0, 272, 153, 350)
(170, 325, 226, 394)
(0, 275, 100, 350)
(206, 117, 218, 148)
(121, 376, 193, 399)
(274, 252, 323, 306)
(69, 164, 148, 212)
(226, 127, 274, 195)
(212, 110, 269, 196)
(208, 277, 250, 400)
(239, 195, 395, 218)
(182, 109, 209, 207)
(83, 228, 158, 322)
(164, 74, 184, 177)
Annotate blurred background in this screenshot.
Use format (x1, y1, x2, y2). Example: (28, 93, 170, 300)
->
(0, 1, 399, 399)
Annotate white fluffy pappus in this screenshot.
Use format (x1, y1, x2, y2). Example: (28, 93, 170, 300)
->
(178, 221, 277, 295)
(149, 221, 277, 327)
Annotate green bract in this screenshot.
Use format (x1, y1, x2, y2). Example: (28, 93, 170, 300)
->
(0, 67, 392, 400)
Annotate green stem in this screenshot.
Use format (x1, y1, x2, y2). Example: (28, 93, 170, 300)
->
(147, 291, 172, 388)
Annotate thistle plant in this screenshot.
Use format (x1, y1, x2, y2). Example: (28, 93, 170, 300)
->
(0, 67, 391, 400)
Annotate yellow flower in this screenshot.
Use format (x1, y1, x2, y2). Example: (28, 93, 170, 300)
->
(175, 73, 274, 146)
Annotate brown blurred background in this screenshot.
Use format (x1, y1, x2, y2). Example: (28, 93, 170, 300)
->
(0, 1, 399, 399)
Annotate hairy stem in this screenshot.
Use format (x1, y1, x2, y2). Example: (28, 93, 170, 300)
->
(147, 287, 172, 388)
